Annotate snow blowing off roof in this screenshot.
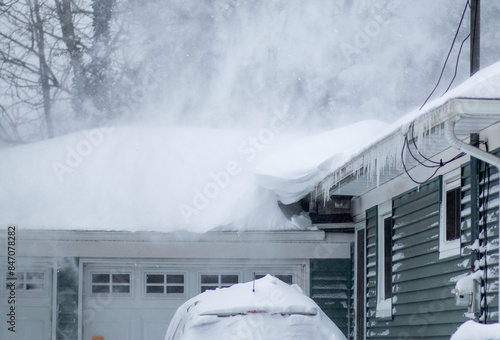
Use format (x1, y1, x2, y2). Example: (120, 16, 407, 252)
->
(0, 118, 390, 232)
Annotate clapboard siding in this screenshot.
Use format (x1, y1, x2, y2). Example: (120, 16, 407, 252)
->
(310, 258, 352, 338)
(365, 177, 471, 339)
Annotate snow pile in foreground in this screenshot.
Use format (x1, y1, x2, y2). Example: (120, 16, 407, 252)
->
(165, 275, 347, 340)
(450, 320, 500, 340)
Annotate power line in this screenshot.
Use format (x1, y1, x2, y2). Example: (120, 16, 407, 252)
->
(419, 0, 470, 111)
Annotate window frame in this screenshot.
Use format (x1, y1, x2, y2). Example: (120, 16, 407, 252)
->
(376, 201, 392, 318)
(439, 169, 462, 259)
(142, 270, 187, 299)
(88, 269, 134, 298)
(198, 272, 241, 293)
(2, 268, 50, 297)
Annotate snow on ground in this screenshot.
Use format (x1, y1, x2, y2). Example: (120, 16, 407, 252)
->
(165, 275, 347, 340)
(450, 320, 500, 340)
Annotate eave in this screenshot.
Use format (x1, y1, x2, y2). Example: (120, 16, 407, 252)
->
(314, 97, 500, 202)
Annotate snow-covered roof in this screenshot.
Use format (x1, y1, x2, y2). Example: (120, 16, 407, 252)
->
(0, 126, 306, 232)
(0, 116, 390, 232)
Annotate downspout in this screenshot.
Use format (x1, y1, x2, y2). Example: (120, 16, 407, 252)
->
(445, 120, 500, 168)
(445, 119, 500, 322)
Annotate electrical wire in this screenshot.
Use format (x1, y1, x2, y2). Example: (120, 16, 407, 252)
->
(442, 34, 471, 96)
(419, 0, 470, 111)
(402, 0, 471, 184)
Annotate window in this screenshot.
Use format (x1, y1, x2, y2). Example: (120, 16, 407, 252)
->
(376, 201, 392, 318)
(254, 274, 293, 285)
(4, 270, 47, 295)
(439, 169, 461, 259)
(144, 272, 185, 296)
(200, 274, 239, 293)
(90, 272, 131, 295)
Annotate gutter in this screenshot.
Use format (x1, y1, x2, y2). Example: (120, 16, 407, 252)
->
(445, 119, 500, 322)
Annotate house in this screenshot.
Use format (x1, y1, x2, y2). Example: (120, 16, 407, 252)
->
(300, 61, 500, 339)
(2, 60, 499, 340)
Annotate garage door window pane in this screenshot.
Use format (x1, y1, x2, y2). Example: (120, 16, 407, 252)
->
(92, 285, 110, 294)
(113, 274, 130, 284)
(221, 275, 238, 284)
(147, 286, 164, 294)
(92, 274, 110, 283)
(112, 285, 130, 293)
(147, 274, 164, 284)
(166, 286, 184, 294)
(201, 275, 218, 284)
(167, 274, 184, 284)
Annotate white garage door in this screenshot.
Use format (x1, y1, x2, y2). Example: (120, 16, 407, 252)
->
(0, 266, 53, 340)
(82, 265, 186, 340)
(82, 261, 306, 340)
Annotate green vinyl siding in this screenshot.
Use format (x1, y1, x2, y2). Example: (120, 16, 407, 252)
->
(365, 177, 471, 340)
(310, 258, 352, 338)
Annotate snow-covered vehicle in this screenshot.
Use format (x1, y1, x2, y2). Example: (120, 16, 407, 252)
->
(164, 274, 347, 340)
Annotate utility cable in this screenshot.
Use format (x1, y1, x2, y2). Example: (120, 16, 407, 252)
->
(419, 0, 470, 110)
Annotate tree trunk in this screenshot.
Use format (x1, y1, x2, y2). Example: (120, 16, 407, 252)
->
(55, 0, 87, 119)
(32, 0, 53, 137)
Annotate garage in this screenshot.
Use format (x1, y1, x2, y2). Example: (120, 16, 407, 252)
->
(81, 259, 306, 340)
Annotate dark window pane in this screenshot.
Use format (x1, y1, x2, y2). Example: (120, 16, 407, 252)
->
(92, 285, 109, 294)
(167, 286, 184, 294)
(112, 285, 130, 293)
(17, 272, 25, 280)
(147, 274, 164, 284)
(27, 272, 44, 281)
(276, 275, 293, 284)
(146, 286, 164, 294)
(92, 274, 110, 283)
(384, 217, 392, 299)
(167, 275, 184, 284)
(446, 188, 461, 241)
(26, 283, 44, 291)
(221, 275, 238, 284)
(112, 274, 130, 284)
(201, 275, 218, 284)
(254, 274, 265, 280)
(201, 286, 215, 293)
